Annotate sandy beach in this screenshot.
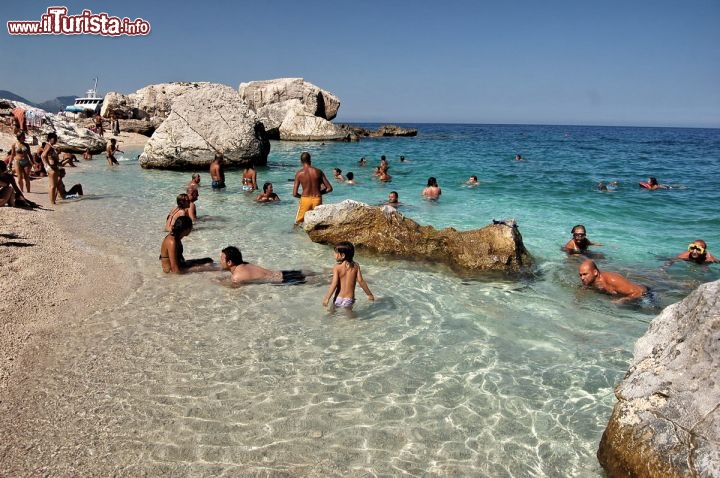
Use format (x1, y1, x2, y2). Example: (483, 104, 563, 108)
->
(1, 137, 149, 396)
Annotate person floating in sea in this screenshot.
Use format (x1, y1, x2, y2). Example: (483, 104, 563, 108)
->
(597, 181, 618, 192)
(665, 239, 719, 266)
(578, 259, 654, 306)
(322, 241, 374, 309)
(345, 172, 356, 184)
(256, 182, 280, 202)
(292, 151, 333, 224)
(639, 177, 669, 190)
(220, 245, 308, 285)
(385, 191, 400, 206)
(106, 138, 121, 166)
(159, 216, 214, 274)
(466, 175, 479, 186)
(515, 154, 523, 161)
(358, 157, 368, 166)
(422, 176, 442, 199)
(333, 168, 345, 181)
(209, 152, 226, 190)
(564, 225, 602, 255)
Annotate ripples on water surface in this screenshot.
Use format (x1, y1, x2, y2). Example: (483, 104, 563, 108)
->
(29, 124, 720, 476)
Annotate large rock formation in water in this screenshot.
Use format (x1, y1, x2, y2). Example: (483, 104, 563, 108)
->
(302, 200, 532, 273)
(139, 84, 270, 170)
(597, 279, 720, 477)
(239, 78, 349, 141)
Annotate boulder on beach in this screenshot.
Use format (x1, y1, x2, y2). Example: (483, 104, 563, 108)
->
(302, 200, 532, 273)
(139, 84, 270, 170)
(40, 114, 106, 154)
(101, 82, 213, 120)
(597, 279, 720, 477)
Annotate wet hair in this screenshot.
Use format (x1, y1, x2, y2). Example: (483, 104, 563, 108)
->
(334, 241, 355, 263)
(333, 168, 342, 175)
(400, 155, 405, 161)
(262, 182, 273, 193)
(381, 155, 386, 161)
(427, 177, 438, 187)
(693, 239, 708, 249)
(649, 177, 658, 186)
(176, 193, 190, 207)
(47, 132, 57, 142)
(346, 172, 354, 180)
(172, 215, 193, 235)
(470, 176, 478, 181)
(191, 173, 200, 182)
(389, 190, 398, 197)
(571, 224, 586, 234)
(222, 245, 245, 265)
(300, 152, 311, 164)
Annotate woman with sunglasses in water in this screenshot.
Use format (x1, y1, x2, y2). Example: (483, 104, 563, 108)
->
(564, 224, 603, 255)
(666, 239, 719, 266)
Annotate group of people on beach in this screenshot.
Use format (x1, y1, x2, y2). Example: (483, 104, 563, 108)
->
(1, 131, 88, 207)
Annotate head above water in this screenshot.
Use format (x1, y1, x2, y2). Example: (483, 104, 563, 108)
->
(648, 177, 658, 186)
(262, 182, 273, 193)
(578, 259, 600, 286)
(221, 245, 245, 265)
(176, 193, 190, 207)
(334, 241, 355, 263)
(427, 177, 438, 187)
(172, 215, 193, 236)
(346, 172, 354, 180)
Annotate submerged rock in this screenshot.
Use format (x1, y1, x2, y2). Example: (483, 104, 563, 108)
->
(139, 85, 270, 170)
(597, 279, 720, 477)
(302, 200, 532, 273)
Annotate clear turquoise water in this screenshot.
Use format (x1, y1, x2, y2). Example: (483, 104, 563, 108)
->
(44, 124, 720, 476)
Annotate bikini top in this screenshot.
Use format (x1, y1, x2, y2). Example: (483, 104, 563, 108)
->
(15, 143, 27, 154)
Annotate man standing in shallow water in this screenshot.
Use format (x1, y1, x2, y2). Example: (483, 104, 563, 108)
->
(292, 151, 333, 223)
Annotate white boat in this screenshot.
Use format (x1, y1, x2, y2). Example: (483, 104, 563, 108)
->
(65, 77, 103, 114)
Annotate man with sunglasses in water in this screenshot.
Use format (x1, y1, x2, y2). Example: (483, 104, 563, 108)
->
(666, 239, 719, 266)
(564, 224, 603, 255)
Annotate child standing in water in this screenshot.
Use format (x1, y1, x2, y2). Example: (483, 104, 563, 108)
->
(323, 241, 375, 309)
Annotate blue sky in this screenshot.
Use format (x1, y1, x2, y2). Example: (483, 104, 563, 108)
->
(1, 1, 719, 127)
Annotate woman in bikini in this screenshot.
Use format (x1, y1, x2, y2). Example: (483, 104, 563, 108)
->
(164, 193, 191, 231)
(242, 164, 258, 191)
(9, 131, 32, 193)
(159, 216, 213, 273)
(41, 132, 62, 204)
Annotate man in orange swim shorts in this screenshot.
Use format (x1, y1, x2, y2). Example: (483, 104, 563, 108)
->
(292, 151, 333, 223)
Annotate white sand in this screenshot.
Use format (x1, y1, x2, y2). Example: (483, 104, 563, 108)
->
(0, 132, 149, 391)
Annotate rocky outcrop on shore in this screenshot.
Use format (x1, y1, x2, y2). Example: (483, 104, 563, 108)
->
(139, 84, 270, 170)
(302, 200, 532, 273)
(239, 78, 350, 141)
(597, 279, 720, 477)
(41, 114, 106, 154)
(341, 124, 418, 137)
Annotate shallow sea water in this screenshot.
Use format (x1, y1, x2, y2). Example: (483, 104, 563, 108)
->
(27, 124, 720, 476)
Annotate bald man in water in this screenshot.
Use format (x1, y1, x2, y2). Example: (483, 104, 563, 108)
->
(578, 259, 648, 304)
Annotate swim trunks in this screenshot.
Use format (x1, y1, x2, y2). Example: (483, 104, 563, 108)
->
(334, 297, 355, 308)
(281, 270, 306, 284)
(295, 195, 322, 223)
(211, 180, 226, 189)
(638, 287, 659, 308)
(242, 185, 254, 192)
